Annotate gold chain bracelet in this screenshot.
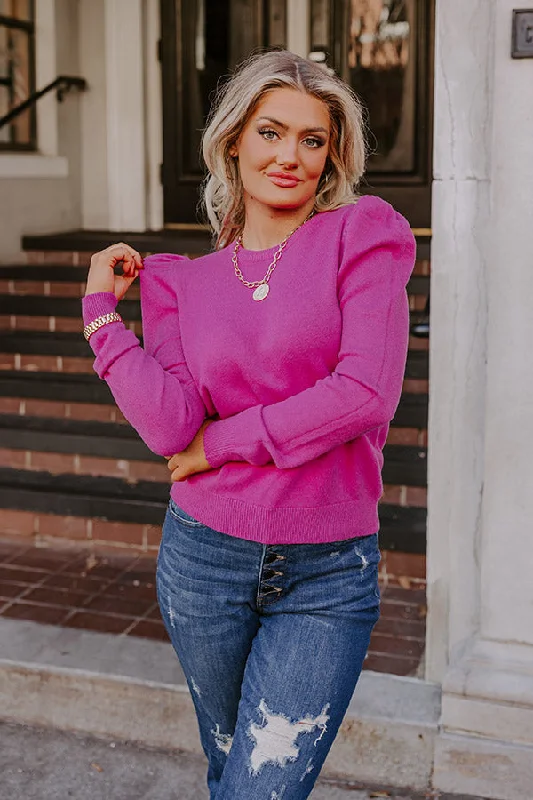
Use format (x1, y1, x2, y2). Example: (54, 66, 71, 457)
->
(83, 312, 123, 341)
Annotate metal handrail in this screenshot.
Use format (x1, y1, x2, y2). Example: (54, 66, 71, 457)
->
(0, 75, 87, 130)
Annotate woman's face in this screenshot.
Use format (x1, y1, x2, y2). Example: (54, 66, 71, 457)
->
(230, 87, 331, 213)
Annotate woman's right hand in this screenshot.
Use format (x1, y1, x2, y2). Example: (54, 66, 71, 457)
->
(85, 242, 144, 301)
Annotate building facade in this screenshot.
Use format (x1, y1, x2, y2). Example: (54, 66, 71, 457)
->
(0, 0, 434, 255)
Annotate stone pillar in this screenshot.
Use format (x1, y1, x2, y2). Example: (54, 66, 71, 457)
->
(287, 0, 310, 57)
(79, 0, 148, 231)
(427, 2, 533, 797)
(104, 0, 146, 231)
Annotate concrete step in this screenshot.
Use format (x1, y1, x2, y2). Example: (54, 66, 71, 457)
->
(21, 228, 213, 256)
(0, 412, 427, 487)
(0, 264, 431, 299)
(0, 294, 140, 319)
(0, 330, 429, 380)
(0, 371, 429, 427)
(0, 617, 441, 793)
(0, 265, 91, 281)
(0, 465, 426, 553)
(0, 466, 167, 524)
(0, 292, 431, 331)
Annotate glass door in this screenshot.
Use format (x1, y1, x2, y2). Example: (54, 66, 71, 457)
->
(310, 0, 434, 228)
(160, 0, 433, 228)
(160, 0, 287, 226)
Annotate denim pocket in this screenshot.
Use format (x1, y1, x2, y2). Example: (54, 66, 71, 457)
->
(167, 499, 204, 528)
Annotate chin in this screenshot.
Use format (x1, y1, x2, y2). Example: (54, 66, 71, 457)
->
(271, 201, 308, 211)
(264, 189, 315, 211)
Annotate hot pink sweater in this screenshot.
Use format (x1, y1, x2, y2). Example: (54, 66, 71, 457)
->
(82, 195, 415, 544)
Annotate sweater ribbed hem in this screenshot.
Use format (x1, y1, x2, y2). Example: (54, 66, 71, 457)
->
(170, 482, 379, 545)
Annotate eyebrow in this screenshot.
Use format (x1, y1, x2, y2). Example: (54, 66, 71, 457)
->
(255, 116, 329, 135)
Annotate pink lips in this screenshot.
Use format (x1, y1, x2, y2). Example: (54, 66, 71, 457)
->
(266, 172, 301, 188)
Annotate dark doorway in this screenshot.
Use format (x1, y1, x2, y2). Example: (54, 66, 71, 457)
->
(160, 0, 287, 226)
(310, 0, 434, 228)
(159, 0, 434, 229)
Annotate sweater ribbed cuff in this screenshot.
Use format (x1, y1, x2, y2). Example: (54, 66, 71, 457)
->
(203, 405, 268, 468)
(82, 292, 118, 326)
(203, 415, 246, 468)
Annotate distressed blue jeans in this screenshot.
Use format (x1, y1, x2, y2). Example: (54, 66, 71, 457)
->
(156, 499, 380, 799)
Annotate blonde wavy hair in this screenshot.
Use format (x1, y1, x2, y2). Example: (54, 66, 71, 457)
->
(201, 49, 367, 248)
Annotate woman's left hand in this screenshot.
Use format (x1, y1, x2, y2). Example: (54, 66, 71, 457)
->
(166, 419, 214, 482)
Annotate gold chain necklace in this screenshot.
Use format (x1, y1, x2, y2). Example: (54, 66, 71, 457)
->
(232, 211, 315, 302)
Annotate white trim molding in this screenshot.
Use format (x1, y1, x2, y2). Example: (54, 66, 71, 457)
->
(287, 0, 310, 57)
(144, 0, 164, 231)
(0, 155, 68, 179)
(35, 0, 59, 157)
(104, 0, 147, 231)
(79, 0, 109, 229)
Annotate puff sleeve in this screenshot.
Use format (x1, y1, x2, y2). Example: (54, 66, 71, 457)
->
(203, 199, 416, 469)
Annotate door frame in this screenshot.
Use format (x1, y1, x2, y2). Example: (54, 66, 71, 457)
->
(159, 0, 434, 229)
(329, 0, 435, 228)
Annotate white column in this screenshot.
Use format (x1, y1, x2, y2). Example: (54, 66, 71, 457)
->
(104, 0, 146, 231)
(481, 6, 533, 651)
(287, 0, 310, 57)
(79, 0, 110, 229)
(428, 2, 533, 797)
(425, 0, 492, 687)
(80, 0, 154, 231)
(144, 0, 164, 231)
(35, 0, 59, 157)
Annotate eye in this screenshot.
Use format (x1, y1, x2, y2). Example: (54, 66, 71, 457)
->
(258, 128, 278, 141)
(303, 137, 325, 149)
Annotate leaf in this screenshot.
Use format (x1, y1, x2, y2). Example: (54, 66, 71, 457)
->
(90, 762, 103, 773)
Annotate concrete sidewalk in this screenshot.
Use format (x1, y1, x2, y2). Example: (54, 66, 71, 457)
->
(0, 720, 485, 800)
(0, 619, 492, 799)
(0, 618, 440, 789)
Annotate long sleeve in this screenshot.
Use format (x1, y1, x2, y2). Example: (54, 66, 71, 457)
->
(82, 254, 206, 457)
(203, 201, 416, 470)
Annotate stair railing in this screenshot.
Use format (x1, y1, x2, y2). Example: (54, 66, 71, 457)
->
(0, 76, 87, 130)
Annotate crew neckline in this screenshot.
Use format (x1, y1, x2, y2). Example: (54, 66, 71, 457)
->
(227, 211, 321, 262)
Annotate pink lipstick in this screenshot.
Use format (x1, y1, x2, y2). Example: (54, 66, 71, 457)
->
(266, 172, 301, 188)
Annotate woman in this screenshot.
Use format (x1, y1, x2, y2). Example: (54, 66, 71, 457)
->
(83, 50, 415, 799)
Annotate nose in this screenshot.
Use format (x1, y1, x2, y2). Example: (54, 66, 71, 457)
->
(275, 137, 299, 169)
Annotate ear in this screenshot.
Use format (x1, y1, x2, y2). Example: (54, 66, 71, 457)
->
(228, 137, 240, 158)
